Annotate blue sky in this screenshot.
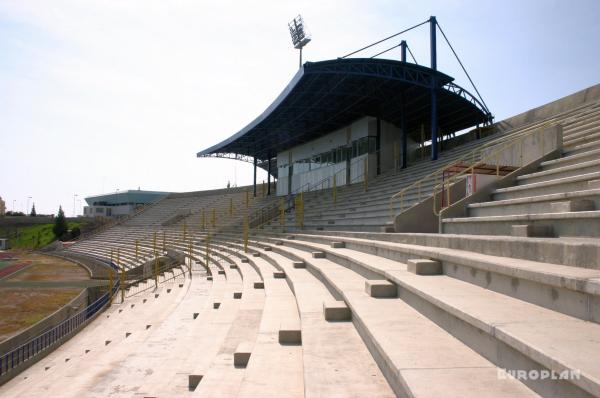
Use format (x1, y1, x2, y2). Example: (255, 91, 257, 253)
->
(1, 0, 599, 215)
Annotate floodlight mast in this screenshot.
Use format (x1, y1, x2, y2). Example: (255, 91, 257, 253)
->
(288, 15, 311, 68)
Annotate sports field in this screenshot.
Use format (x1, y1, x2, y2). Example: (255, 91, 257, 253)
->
(0, 253, 90, 342)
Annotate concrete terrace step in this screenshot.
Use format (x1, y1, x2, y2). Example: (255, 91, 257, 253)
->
(443, 210, 600, 238)
(492, 171, 600, 201)
(516, 158, 600, 185)
(467, 188, 600, 217)
(295, 230, 600, 269)
(243, 243, 395, 397)
(263, 233, 600, 322)
(563, 130, 600, 148)
(563, 123, 600, 141)
(564, 139, 600, 156)
(261, 240, 537, 397)
(542, 147, 600, 170)
(262, 235, 600, 397)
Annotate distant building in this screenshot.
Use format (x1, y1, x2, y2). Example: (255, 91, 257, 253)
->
(83, 190, 169, 219)
(0, 196, 5, 216)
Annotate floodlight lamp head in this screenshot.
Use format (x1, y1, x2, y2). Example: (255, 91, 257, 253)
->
(288, 15, 311, 49)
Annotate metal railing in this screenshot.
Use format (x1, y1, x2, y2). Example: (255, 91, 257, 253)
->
(0, 281, 119, 378)
(388, 119, 560, 220)
(431, 124, 557, 216)
(245, 151, 376, 232)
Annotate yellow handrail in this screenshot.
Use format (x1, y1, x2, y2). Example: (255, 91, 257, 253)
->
(388, 118, 559, 220)
(431, 125, 556, 215)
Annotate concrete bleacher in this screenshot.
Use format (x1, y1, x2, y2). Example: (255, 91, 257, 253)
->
(3, 88, 600, 397)
(262, 100, 600, 232)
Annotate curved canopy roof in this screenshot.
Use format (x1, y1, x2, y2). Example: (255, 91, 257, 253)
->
(198, 58, 491, 162)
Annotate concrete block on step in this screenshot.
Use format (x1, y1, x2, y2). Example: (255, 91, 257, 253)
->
(293, 261, 305, 269)
(253, 281, 264, 289)
(312, 251, 325, 259)
(588, 179, 600, 189)
(550, 199, 595, 212)
(511, 224, 554, 237)
(273, 271, 286, 279)
(213, 302, 221, 309)
(275, 241, 283, 245)
(365, 280, 397, 298)
(330, 242, 345, 248)
(229, 264, 238, 269)
(241, 258, 249, 263)
(234, 342, 253, 367)
(263, 246, 272, 251)
(323, 301, 351, 321)
(407, 259, 443, 275)
(233, 292, 242, 299)
(278, 322, 302, 344)
(218, 270, 226, 275)
(188, 374, 203, 391)
(252, 252, 260, 257)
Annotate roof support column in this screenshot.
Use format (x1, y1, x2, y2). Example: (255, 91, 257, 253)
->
(400, 40, 407, 63)
(400, 95, 407, 169)
(267, 157, 272, 195)
(253, 157, 257, 197)
(430, 16, 438, 161)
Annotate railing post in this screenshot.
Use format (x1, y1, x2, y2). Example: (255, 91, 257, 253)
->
(280, 198, 285, 227)
(496, 153, 500, 177)
(162, 231, 166, 251)
(299, 192, 304, 229)
(246, 189, 249, 209)
(333, 175, 337, 205)
(183, 220, 187, 241)
(229, 198, 233, 217)
(153, 232, 157, 256)
(211, 208, 216, 228)
(363, 158, 368, 192)
(201, 209, 206, 230)
(119, 254, 125, 303)
(109, 268, 114, 306)
(188, 240, 193, 278)
(243, 214, 249, 253)
(205, 233, 211, 268)
(154, 256, 159, 288)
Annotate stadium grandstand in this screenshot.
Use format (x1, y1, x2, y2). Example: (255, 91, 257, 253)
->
(2, 15, 600, 398)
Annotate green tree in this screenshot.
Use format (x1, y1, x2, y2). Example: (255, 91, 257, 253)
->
(53, 206, 68, 240)
(30, 203, 37, 217)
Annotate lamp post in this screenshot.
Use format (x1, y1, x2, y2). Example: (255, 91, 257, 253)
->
(288, 15, 311, 68)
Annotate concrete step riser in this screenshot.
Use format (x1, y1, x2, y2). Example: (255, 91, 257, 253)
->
(494, 179, 593, 201)
(395, 283, 591, 398)
(564, 134, 600, 148)
(443, 216, 600, 238)
(564, 117, 600, 134)
(469, 196, 599, 217)
(283, 235, 599, 324)
(565, 140, 600, 156)
(542, 150, 600, 170)
(308, 231, 600, 269)
(563, 124, 600, 141)
(519, 163, 600, 185)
